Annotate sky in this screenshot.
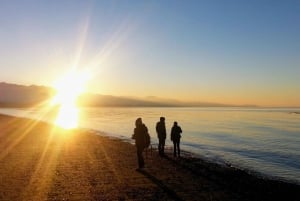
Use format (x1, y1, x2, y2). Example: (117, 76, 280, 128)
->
(0, 0, 299, 107)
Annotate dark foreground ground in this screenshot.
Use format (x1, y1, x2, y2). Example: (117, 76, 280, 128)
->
(0, 114, 299, 201)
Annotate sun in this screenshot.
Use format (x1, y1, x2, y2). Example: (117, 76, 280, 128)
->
(51, 70, 91, 129)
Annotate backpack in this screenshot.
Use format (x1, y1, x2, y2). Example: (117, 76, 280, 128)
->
(144, 132, 150, 148)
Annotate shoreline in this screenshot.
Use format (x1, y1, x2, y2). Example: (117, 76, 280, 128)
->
(0, 114, 300, 200)
(90, 128, 300, 186)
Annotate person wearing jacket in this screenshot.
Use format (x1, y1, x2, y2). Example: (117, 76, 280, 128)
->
(171, 121, 182, 157)
(132, 118, 148, 169)
(156, 117, 166, 156)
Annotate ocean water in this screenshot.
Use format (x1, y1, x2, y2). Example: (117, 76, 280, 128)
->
(1, 107, 300, 184)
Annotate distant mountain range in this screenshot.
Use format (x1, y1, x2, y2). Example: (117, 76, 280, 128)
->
(0, 82, 256, 107)
(0, 82, 55, 107)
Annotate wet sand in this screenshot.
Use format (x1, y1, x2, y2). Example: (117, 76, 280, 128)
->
(0, 114, 299, 201)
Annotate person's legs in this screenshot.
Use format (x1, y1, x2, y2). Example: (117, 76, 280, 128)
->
(161, 139, 165, 155)
(173, 141, 177, 157)
(177, 141, 180, 157)
(137, 147, 144, 168)
(158, 139, 162, 155)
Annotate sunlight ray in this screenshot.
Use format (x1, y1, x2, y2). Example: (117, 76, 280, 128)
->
(21, 127, 65, 200)
(85, 19, 135, 73)
(71, 15, 90, 71)
(0, 118, 43, 160)
(0, 100, 65, 161)
(97, 138, 122, 183)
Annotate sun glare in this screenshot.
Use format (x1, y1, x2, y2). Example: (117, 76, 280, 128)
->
(51, 70, 91, 129)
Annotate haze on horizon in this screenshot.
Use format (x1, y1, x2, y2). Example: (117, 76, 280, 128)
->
(0, 1, 299, 107)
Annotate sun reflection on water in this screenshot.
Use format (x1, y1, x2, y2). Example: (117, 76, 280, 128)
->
(55, 105, 79, 129)
(51, 70, 91, 129)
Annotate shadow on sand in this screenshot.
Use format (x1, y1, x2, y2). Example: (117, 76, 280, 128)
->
(137, 168, 184, 201)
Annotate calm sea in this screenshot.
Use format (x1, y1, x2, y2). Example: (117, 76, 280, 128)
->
(1, 107, 300, 184)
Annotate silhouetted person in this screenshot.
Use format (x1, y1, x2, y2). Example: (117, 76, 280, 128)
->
(132, 118, 148, 169)
(171, 121, 182, 157)
(156, 117, 166, 156)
